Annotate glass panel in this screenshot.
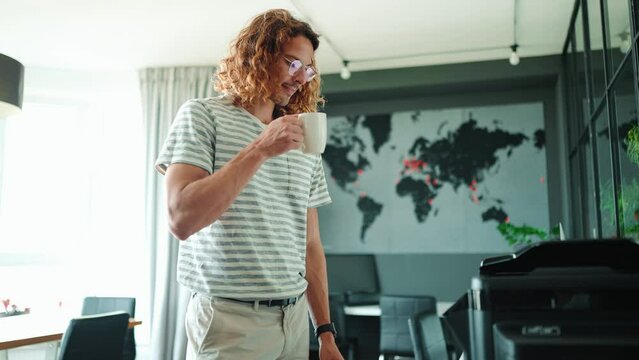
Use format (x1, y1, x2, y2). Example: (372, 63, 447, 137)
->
(606, 0, 632, 76)
(587, 0, 606, 104)
(570, 154, 584, 238)
(583, 133, 599, 238)
(594, 107, 616, 237)
(566, 38, 581, 150)
(575, 6, 591, 121)
(612, 59, 639, 240)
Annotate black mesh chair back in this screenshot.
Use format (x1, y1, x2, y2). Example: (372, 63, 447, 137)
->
(380, 295, 437, 359)
(82, 297, 136, 360)
(309, 293, 356, 360)
(58, 311, 129, 360)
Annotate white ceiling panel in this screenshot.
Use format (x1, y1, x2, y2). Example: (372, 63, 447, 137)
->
(0, 0, 584, 74)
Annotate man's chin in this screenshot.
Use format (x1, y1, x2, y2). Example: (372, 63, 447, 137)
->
(272, 94, 291, 107)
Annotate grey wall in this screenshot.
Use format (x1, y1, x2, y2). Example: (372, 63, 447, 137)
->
(375, 253, 500, 302)
(318, 55, 569, 300)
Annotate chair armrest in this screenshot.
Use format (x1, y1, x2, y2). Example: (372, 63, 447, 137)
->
(408, 310, 434, 360)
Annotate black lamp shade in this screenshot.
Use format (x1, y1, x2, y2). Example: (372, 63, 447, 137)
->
(0, 53, 25, 118)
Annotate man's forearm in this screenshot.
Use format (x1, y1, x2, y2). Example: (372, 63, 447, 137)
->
(306, 236, 339, 348)
(167, 114, 304, 240)
(306, 239, 330, 326)
(167, 142, 267, 239)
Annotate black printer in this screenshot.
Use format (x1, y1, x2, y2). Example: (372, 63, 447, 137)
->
(443, 239, 639, 360)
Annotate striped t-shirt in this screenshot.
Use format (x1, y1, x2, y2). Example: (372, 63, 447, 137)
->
(155, 95, 332, 299)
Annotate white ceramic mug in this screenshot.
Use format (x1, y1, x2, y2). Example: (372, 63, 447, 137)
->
(299, 112, 327, 154)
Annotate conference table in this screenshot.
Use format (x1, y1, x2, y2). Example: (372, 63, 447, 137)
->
(341, 301, 453, 359)
(0, 313, 141, 360)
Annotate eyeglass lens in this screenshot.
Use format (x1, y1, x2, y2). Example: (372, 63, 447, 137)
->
(288, 59, 316, 81)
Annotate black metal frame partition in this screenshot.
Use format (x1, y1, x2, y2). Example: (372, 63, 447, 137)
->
(563, 0, 639, 239)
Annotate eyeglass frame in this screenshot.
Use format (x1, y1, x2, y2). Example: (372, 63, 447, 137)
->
(282, 56, 317, 83)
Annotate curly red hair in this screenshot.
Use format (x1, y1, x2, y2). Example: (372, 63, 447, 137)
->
(214, 9, 324, 115)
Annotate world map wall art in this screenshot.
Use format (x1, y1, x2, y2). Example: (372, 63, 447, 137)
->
(317, 102, 550, 253)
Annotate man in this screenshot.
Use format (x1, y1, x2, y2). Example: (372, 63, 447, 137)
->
(155, 9, 343, 360)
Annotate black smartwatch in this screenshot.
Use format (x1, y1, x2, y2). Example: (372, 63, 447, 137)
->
(315, 322, 337, 338)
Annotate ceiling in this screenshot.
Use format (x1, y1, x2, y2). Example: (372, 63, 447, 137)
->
(0, 0, 624, 75)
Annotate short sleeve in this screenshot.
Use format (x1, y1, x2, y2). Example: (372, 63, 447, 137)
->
(155, 100, 216, 175)
(307, 155, 332, 208)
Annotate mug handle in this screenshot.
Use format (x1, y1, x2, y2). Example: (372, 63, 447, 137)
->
(299, 116, 306, 152)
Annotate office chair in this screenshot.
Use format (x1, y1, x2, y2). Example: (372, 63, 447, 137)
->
(58, 311, 129, 360)
(408, 309, 462, 360)
(379, 295, 437, 359)
(82, 297, 136, 360)
(309, 293, 356, 360)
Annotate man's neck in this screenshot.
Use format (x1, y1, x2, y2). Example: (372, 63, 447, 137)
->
(246, 100, 276, 125)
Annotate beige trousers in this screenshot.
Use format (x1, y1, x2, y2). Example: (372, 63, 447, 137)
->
(185, 293, 309, 360)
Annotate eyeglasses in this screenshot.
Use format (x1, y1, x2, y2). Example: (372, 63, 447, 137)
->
(282, 56, 317, 83)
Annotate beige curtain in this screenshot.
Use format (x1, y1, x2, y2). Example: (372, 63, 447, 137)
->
(140, 67, 217, 360)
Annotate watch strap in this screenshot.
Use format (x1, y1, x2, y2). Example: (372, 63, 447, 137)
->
(314, 322, 337, 338)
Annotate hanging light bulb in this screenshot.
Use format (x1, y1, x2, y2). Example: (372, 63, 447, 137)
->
(509, 0, 520, 67)
(340, 60, 351, 80)
(509, 44, 520, 66)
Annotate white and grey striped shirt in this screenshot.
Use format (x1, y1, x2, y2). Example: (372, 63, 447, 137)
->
(155, 96, 332, 299)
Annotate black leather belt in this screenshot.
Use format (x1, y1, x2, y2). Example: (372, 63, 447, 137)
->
(220, 296, 299, 307)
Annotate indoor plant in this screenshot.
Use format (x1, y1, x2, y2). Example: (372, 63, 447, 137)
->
(497, 222, 560, 247)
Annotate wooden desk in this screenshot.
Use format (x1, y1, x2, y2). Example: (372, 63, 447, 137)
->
(0, 314, 141, 359)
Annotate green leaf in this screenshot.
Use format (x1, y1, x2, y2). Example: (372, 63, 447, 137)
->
(626, 124, 639, 166)
(497, 222, 550, 247)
